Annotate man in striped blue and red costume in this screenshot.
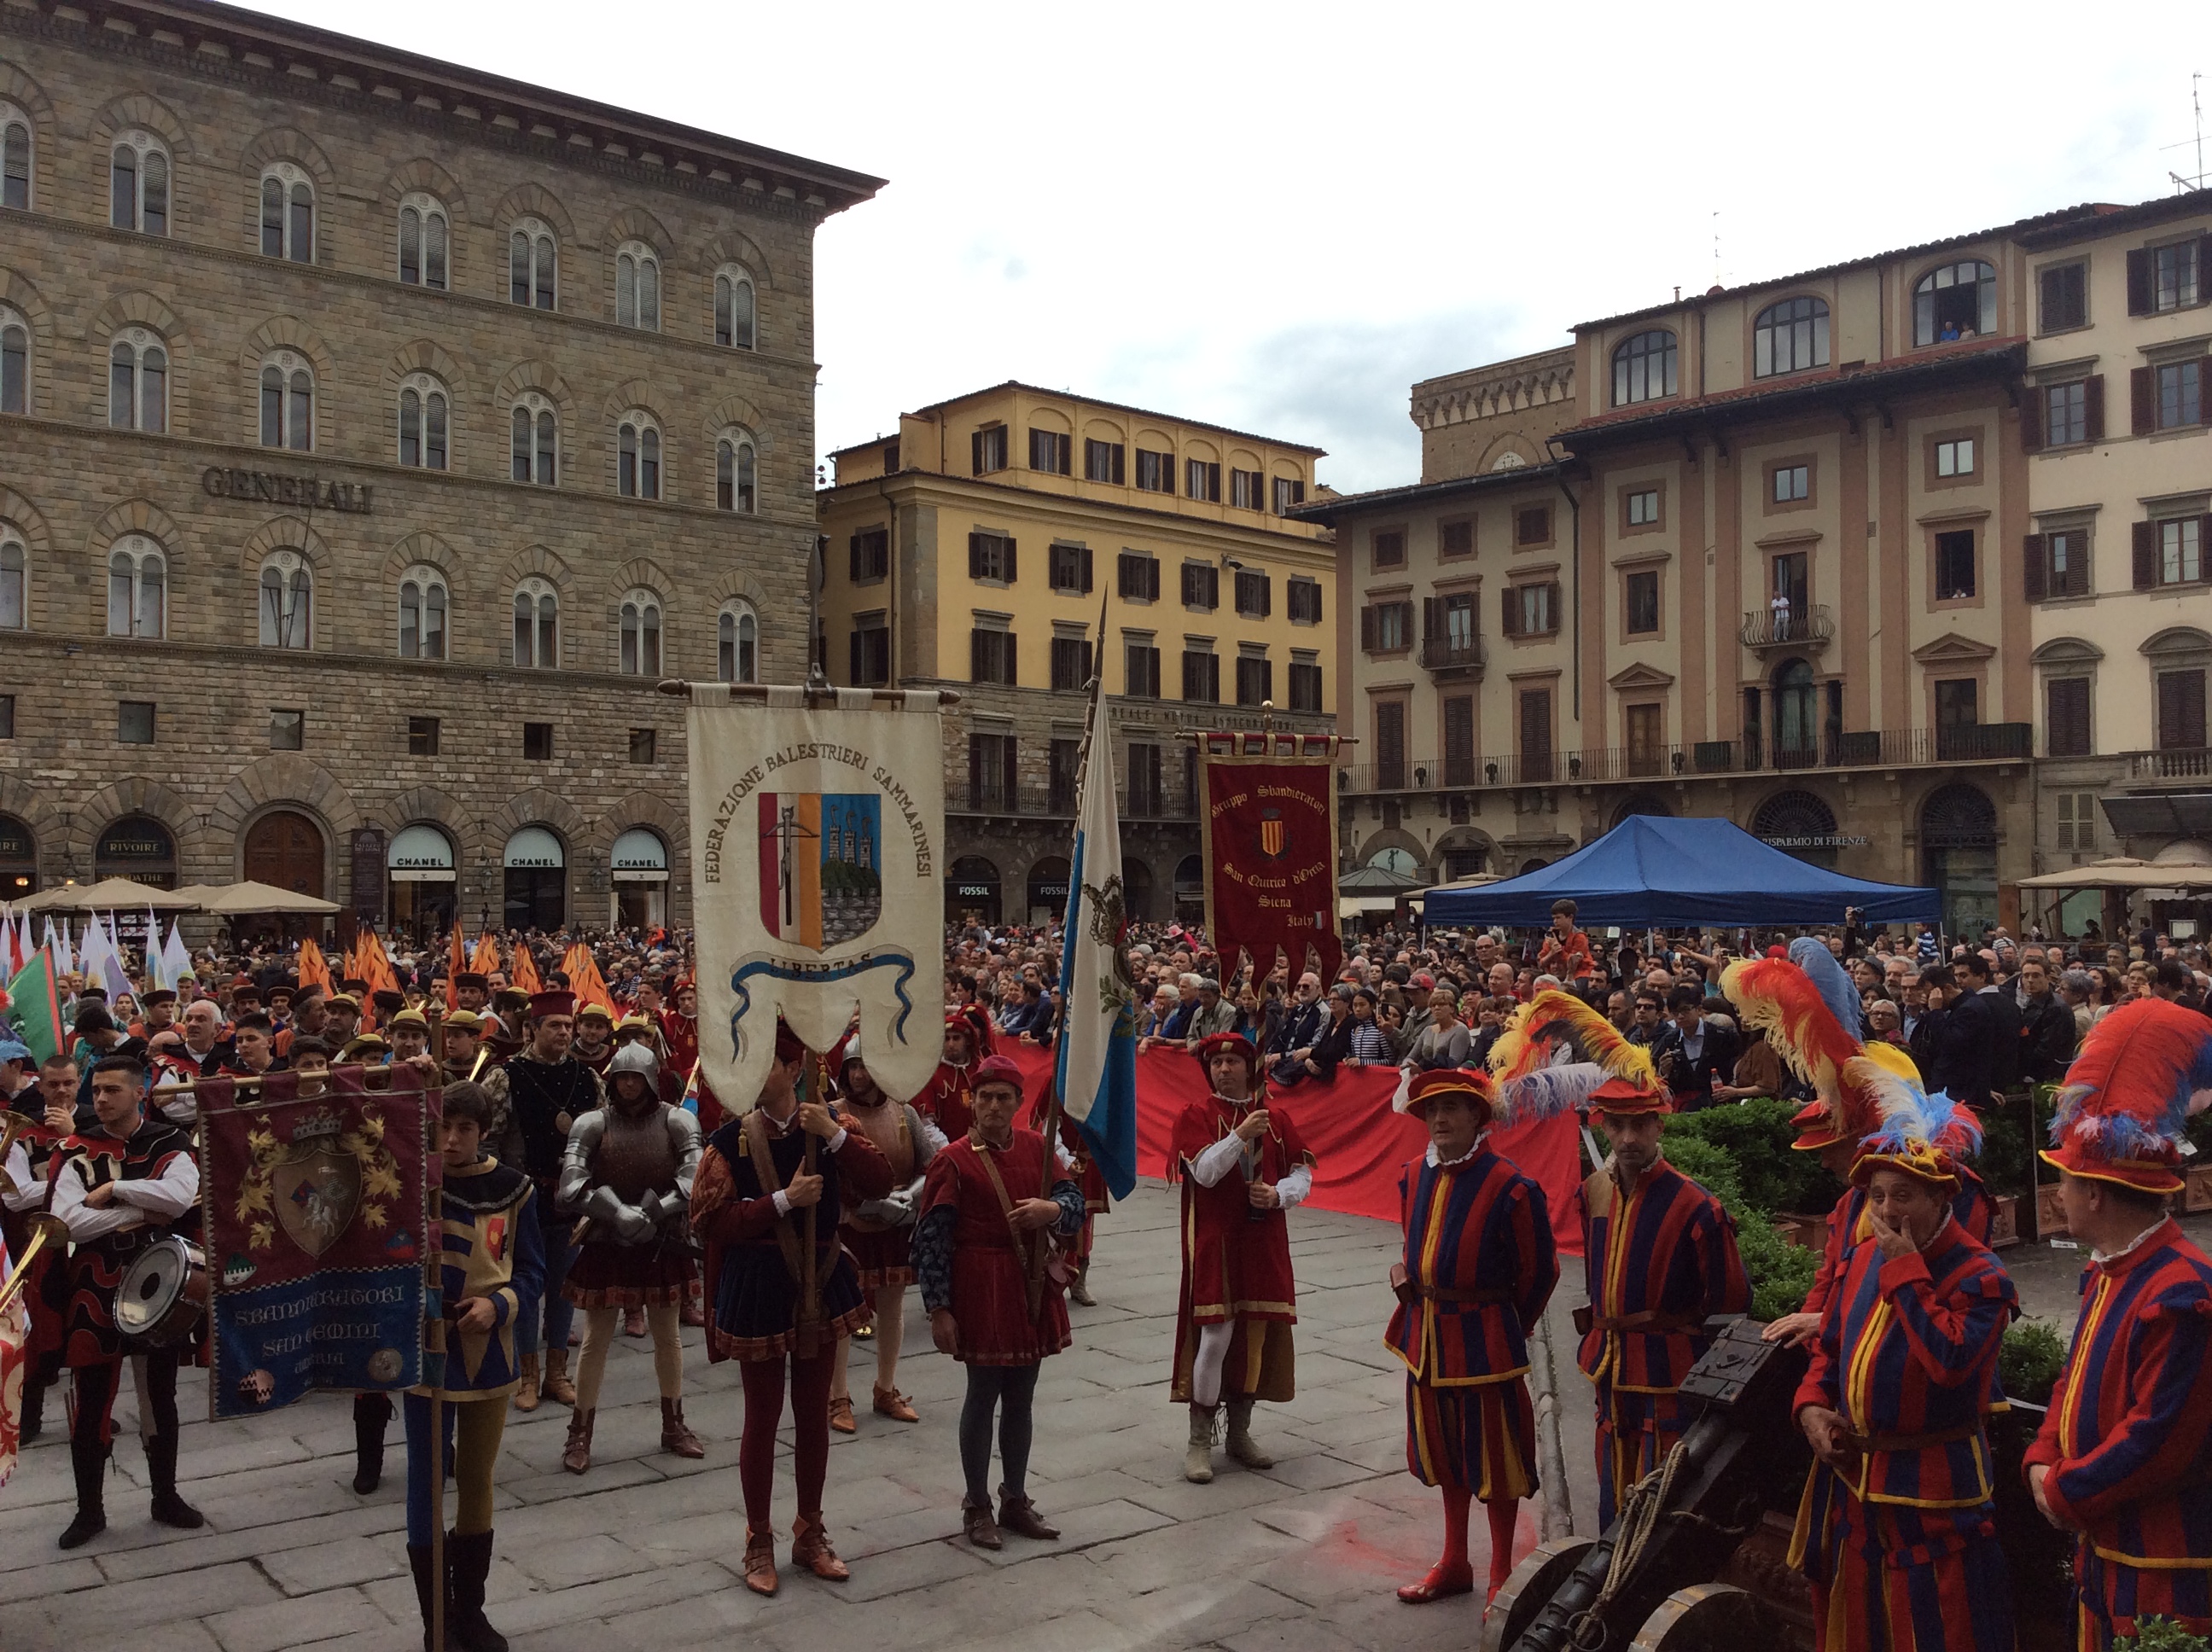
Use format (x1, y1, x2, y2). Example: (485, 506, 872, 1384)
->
(1575, 1073, 1749, 1530)
(2023, 998, 2212, 1649)
(1790, 1061, 2017, 1652)
(1386, 1068, 1557, 1606)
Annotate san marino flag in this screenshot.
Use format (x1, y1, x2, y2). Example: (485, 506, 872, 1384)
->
(1055, 670, 1139, 1197)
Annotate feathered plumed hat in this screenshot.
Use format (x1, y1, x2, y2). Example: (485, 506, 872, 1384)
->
(1487, 989, 1658, 1090)
(2043, 998, 2212, 1195)
(1848, 1055, 1981, 1191)
(1487, 1062, 1633, 1127)
(1723, 938, 1921, 1151)
(1397, 1067, 1496, 1126)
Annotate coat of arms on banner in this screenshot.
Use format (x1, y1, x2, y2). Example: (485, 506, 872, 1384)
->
(1259, 808, 1287, 860)
(235, 1106, 404, 1259)
(690, 689, 947, 1109)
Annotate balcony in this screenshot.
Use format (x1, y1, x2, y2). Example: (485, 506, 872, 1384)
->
(1336, 722, 2035, 798)
(955, 782, 1196, 819)
(2125, 747, 2212, 782)
(1419, 634, 1486, 678)
(1740, 605, 1835, 652)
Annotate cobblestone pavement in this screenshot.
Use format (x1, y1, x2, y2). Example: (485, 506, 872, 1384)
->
(8, 1182, 2198, 1652)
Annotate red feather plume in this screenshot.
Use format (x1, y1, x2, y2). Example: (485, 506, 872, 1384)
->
(2052, 997, 2212, 1161)
(1721, 957, 1870, 1130)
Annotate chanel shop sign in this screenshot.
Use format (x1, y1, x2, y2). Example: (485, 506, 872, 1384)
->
(203, 467, 374, 514)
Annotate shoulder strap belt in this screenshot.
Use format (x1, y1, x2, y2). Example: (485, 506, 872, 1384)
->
(969, 1137, 1042, 1277)
(1572, 1306, 1705, 1335)
(741, 1109, 808, 1287)
(1420, 1283, 1516, 1306)
(1846, 1422, 1983, 1455)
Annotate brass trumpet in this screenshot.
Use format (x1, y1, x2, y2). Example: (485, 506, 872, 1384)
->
(0, 1213, 69, 1314)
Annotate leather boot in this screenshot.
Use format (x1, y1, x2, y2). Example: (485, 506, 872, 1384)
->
(1225, 1396, 1274, 1469)
(353, 1392, 393, 1494)
(19, 1370, 45, 1442)
(561, 1408, 594, 1475)
(1068, 1260, 1097, 1307)
(623, 1306, 647, 1337)
(540, 1347, 577, 1408)
(145, 1430, 205, 1528)
(446, 1528, 509, 1652)
(961, 1496, 1002, 1550)
(58, 1434, 107, 1550)
(998, 1487, 1061, 1540)
(406, 1543, 439, 1652)
(1184, 1403, 1217, 1484)
(790, 1512, 850, 1581)
(659, 1396, 704, 1458)
(514, 1352, 541, 1413)
(742, 1525, 777, 1596)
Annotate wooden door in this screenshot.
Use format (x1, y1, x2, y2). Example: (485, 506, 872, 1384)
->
(243, 810, 325, 897)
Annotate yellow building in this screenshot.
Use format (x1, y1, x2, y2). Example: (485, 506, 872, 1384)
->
(819, 381, 1335, 925)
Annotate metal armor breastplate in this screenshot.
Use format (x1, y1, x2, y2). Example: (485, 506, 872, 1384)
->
(591, 1106, 680, 1204)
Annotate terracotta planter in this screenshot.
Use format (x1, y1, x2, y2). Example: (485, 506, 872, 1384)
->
(1775, 1213, 1827, 1250)
(2035, 1184, 2069, 1240)
(2186, 1162, 2212, 1214)
(1986, 1193, 2021, 1249)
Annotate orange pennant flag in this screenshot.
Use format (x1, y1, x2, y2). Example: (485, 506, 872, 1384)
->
(445, 925, 467, 1009)
(471, 933, 501, 975)
(510, 945, 543, 995)
(561, 941, 615, 1018)
(298, 937, 332, 994)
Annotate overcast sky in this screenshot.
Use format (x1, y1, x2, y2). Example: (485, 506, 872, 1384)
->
(261, 0, 2204, 492)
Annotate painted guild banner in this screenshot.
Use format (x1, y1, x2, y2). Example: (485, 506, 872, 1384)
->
(1199, 733, 1343, 983)
(198, 1066, 434, 1420)
(688, 687, 946, 1109)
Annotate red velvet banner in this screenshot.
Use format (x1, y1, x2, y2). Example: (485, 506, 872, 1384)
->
(1198, 737, 1341, 984)
(1002, 1044, 1586, 1256)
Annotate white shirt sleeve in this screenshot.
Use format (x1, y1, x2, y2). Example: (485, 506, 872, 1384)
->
(110, 1147, 200, 1220)
(1276, 1165, 1313, 1209)
(823, 1126, 850, 1155)
(1190, 1132, 1247, 1188)
(1, 1143, 40, 1213)
(772, 1189, 792, 1217)
(50, 1155, 139, 1242)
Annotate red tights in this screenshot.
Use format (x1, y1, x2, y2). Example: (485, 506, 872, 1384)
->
(738, 1349, 833, 1531)
(1412, 1489, 1520, 1596)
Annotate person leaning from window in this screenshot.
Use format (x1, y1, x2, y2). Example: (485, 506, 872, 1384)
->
(1404, 988, 1473, 1073)
(1273, 986, 1354, 1088)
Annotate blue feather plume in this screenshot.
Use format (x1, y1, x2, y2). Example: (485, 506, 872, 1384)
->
(1788, 937, 1863, 1042)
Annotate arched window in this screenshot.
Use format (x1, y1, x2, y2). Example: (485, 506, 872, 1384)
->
(398, 373, 448, 469)
(1913, 259, 1997, 346)
(616, 242, 660, 330)
(714, 267, 756, 349)
(1, 304, 26, 416)
(109, 131, 167, 234)
(2, 104, 30, 211)
(716, 431, 757, 513)
(398, 192, 449, 289)
(510, 393, 556, 486)
(260, 163, 314, 262)
(1753, 296, 1830, 378)
(1611, 329, 1677, 406)
(719, 602, 758, 683)
(509, 218, 556, 310)
(108, 328, 166, 433)
(259, 349, 313, 451)
(0, 525, 24, 631)
(398, 563, 447, 660)
(107, 534, 164, 638)
(512, 576, 558, 667)
(618, 412, 661, 499)
(258, 548, 311, 649)
(619, 588, 662, 676)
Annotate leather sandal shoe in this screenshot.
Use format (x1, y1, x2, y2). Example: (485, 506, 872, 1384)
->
(742, 1527, 777, 1597)
(871, 1385, 918, 1422)
(996, 1492, 1059, 1541)
(1396, 1563, 1476, 1604)
(961, 1498, 1002, 1550)
(623, 1307, 647, 1338)
(827, 1395, 856, 1434)
(790, 1514, 850, 1580)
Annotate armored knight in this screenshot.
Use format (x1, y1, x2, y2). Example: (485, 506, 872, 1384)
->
(556, 1043, 704, 1474)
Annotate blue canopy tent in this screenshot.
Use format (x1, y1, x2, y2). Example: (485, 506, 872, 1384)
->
(1421, 815, 1938, 928)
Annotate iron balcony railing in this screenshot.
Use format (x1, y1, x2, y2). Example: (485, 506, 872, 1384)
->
(1740, 605, 1836, 649)
(1418, 634, 1487, 676)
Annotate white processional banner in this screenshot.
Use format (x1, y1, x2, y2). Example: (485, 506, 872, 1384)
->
(688, 686, 946, 1111)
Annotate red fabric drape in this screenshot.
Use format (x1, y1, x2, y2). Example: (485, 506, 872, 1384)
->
(998, 1044, 1586, 1257)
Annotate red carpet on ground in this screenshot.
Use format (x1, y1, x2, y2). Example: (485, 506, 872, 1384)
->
(999, 1043, 1586, 1257)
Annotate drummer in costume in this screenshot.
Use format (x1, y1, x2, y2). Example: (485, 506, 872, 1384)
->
(1790, 1060, 2017, 1652)
(919, 1011, 984, 1142)
(826, 1034, 944, 1432)
(2023, 998, 2212, 1649)
(405, 1080, 543, 1652)
(1171, 1030, 1316, 1484)
(1387, 1068, 1559, 1605)
(49, 1055, 205, 1549)
(1574, 1070, 1750, 1530)
(556, 1042, 703, 1475)
(914, 1054, 1083, 1548)
(481, 990, 605, 1413)
(689, 1021, 894, 1596)
(1727, 944, 1990, 1352)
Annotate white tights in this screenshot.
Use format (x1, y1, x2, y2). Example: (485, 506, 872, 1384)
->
(1190, 1320, 1236, 1409)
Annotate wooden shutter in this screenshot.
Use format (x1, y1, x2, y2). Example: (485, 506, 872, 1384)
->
(1259, 574, 1271, 617)
(1443, 696, 1473, 764)
(2023, 534, 2047, 602)
(1359, 604, 1376, 651)
(1080, 546, 1094, 593)
(1519, 689, 1551, 758)
(2203, 358, 2212, 425)
(2064, 538, 2090, 598)
(2126, 248, 2152, 316)
(1146, 557, 1160, 600)
(1001, 736, 1019, 798)
(1204, 566, 1219, 608)
(2021, 390, 2042, 451)
(2084, 375, 2105, 442)
(848, 631, 862, 683)
(1422, 596, 1438, 642)
(2132, 366, 2155, 434)
(2134, 521, 2159, 590)
(968, 532, 984, 579)
(968, 736, 984, 799)
(1500, 588, 1522, 638)
(971, 429, 987, 474)
(1377, 701, 1406, 773)
(1545, 580, 1564, 631)
(1261, 660, 1273, 703)
(2159, 670, 2208, 749)
(2046, 677, 2090, 757)
(970, 628, 987, 679)
(1003, 538, 1016, 584)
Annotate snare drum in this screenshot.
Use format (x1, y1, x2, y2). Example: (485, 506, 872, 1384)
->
(115, 1236, 209, 1347)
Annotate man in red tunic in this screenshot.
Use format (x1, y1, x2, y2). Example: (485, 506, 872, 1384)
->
(917, 1013, 981, 1143)
(914, 1055, 1084, 1548)
(1171, 1030, 1315, 1484)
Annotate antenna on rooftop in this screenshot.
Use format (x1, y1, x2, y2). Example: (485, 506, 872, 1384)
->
(2163, 71, 2207, 193)
(1712, 212, 1723, 290)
